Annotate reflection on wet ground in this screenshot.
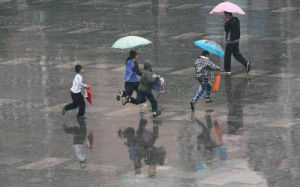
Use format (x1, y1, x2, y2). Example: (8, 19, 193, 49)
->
(1, 0, 300, 186)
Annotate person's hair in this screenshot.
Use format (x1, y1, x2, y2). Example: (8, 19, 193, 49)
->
(202, 51, 210, 57)
(224, 11, 232, 16)
(126, 50, 137, 63)
(75, 64, 83, 73)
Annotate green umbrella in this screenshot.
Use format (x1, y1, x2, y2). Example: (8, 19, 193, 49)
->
(111, 36, 152, 49)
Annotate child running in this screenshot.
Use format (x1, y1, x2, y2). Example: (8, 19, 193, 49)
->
(123, 62, 161, 118)
(62, 65, 90, 119)
(190, 51, 221, 112)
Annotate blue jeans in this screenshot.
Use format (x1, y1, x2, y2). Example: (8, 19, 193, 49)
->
(192, 78, 211, 103)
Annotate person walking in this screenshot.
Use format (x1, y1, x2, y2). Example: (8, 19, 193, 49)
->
(190, 51, 221, 112)
(224, 11, 250, 75)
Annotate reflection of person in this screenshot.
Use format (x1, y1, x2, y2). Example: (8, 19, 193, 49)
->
(63, 119, 90, 166)
(225, 76, 247, 134)
(192, 110, 227, 170)
(118, 118, 166, 176)
(223, 11, 250, 75)
(62, 65, 90, 119)
(190, 51, 221, 111)
(117, 50, 142, 103)
(123, 62, 161, 118)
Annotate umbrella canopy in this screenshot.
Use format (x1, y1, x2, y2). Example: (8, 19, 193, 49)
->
(194, 40, 224, 58)
(111, 36, 152, 49)
(210, 2, 246, 15)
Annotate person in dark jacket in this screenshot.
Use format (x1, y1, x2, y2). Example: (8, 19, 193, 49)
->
(116, 50, 142, 103)
(224, 11, 251, 75)
(123, 62, 161, 118)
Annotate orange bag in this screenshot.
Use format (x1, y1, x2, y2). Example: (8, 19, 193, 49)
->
(212, 73, 221, 93)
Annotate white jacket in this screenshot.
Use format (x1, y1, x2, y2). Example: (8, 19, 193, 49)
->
(71, 74, 86, 93)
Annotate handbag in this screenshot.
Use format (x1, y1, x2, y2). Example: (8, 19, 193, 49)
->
(84, 87, 92, 104)
(212, 73, 221, 93)
(152, 78, 165, 93)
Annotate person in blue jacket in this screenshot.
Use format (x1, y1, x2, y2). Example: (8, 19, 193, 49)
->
(116, 50, 142, 104)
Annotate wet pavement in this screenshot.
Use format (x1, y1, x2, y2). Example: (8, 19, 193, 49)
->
(1, 0, 300, 186)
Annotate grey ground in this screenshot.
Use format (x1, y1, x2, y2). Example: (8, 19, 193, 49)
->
(0, 0, 300, 186)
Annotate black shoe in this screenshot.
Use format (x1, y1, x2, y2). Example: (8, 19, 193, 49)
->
(153, 111, 161, 118)
(246, 62, 251, 73)
(190, 102, 195, 112)
(116, 95, 121, 101)
(206, 98, 213, 103)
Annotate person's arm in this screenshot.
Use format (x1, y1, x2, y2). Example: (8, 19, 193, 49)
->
(208, 61, 221, 71)
(150, 73, 160, 84)
(76, 76, 89, 88)
(133, 62, 142, 76)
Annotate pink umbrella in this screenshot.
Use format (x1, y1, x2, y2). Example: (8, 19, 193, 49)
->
(210, 2, 246, 15)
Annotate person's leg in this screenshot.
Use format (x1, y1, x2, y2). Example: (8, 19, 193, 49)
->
(65, 92, 79, 111)
(133, 82, 139, 94)
(130, 92, 146, 105)
(145, 92, 157, 113)
(191, 79, 205, 111)
(232, 42, 247, 67)
(224, 44, 233, 73)
(122, 82, 135, 105)
(204, 80, 212, 101)
(145, 92, 160, 117)
(77, 93, 86, 117)
(192, 80, 205, 103)
(124, 82, 135, 97)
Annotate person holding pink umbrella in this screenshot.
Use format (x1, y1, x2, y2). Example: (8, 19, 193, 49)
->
(223, 11, 250, 75)
(210, 2, 251, 75)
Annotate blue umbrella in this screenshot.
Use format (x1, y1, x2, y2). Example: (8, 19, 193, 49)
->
(194, 40, 224, 58)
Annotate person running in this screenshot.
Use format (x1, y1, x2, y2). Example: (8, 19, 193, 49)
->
(223, 11, 251, 75)
(116, 50, 142, 104)
(62, 65, 90, 119)
(190, 51, 221, 112)
(123, 62, 161, 118)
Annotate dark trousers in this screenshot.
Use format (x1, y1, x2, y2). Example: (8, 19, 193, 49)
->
(224, 42, 247, 72)
(122, 82, 139, 97)
(130, 91, 157, 112)
(65, 92, 85, 117)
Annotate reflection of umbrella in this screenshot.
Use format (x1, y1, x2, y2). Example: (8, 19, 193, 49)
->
(210, 2, 246, 15)
(194, 40, 224, 58)
(111, 36, 152, 49)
